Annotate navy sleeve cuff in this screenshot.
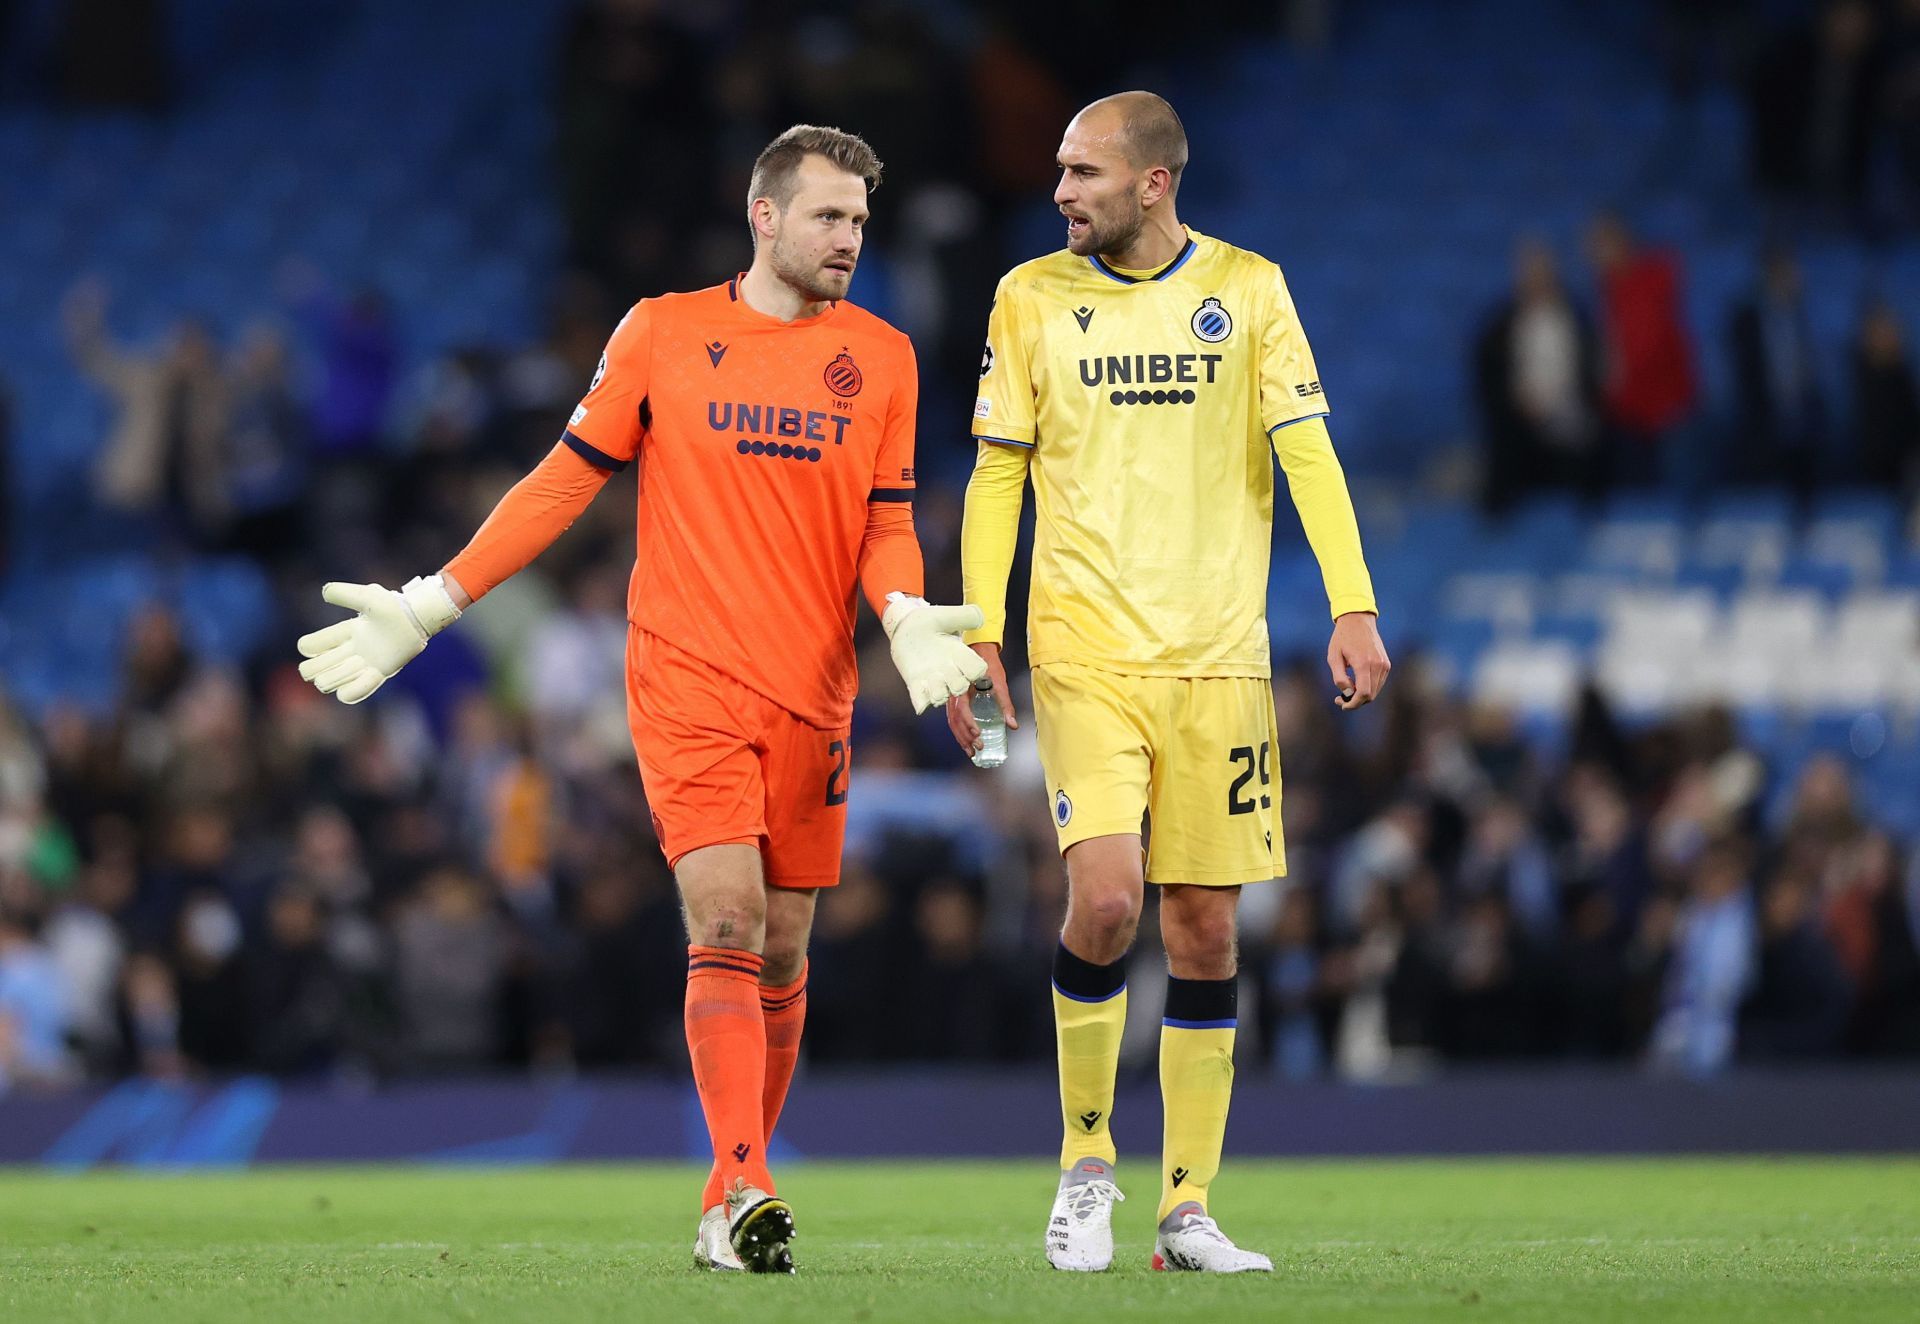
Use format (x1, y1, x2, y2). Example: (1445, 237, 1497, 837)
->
(564, 430, 629, 472)
(868, 487, 915, 503)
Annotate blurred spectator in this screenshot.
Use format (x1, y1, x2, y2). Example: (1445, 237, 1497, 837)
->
(1740, 864, 1852, 1058)
(282, 806, 373, 916)
(1587, 213, 1701, 493)
(1828, 832, 1920, 1053)
(1459, 796, 1558, 941)
(170, 887, 250, 1072)
(561, 863, 685, 1069)
(1557, 885, 1633, 1056)
(485, 728, 556, 917)
(268, 267, 403, 570)
(1650, 836, 1757, 1075)
(65, 281, 230, 543)
(555, 0, 707, 282)
(406, 346, 503, 463)
(969, 17, 1076, 201)
(1784, 754, 1864, 860)
(440, 695, 519, 867)
(0, 905, 72, 1092)
(1559, 763, 1655, 941)
(1329, 883, 1404, 1079)
(1728, 247, 1827, 496)
(1261, 883, 1329, 1080)
(898, 877, 1002, 1061)
(308, 288, 399, 459)
(41, 850, 132, 1073)
(1854, 302, 1920, 501)
(221, 323, 309, 567)
(247, 885, 347, 1077)
(1441, 892, 1544, 1058)
(392, 866, 506, 1072)
(1383, 869, 1447, 1057)
(121, 951, 185, 1079)
(133, 805, 239, 952)
(505, 278, 608, 423)
(521, 565, 628, 737)
(1330, 800, 1425, 938)
(1473, 238, 1602, 513)
(1748, 0, 1882, 226)
(806, 861, 896, 1063)
(1889, 0, 1920, 226)
(126, 611, 188, 709)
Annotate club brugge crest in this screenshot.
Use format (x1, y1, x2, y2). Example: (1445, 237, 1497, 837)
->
(1190, 297, 1232, 344)
(1055, 789, 1073, 827)
(589, 351, 608, 391)
(824, 350, 863, 398)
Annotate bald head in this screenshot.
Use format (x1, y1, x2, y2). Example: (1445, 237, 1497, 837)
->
(1055, 91, 1189, 259)
(1075, 91, 1189, 196)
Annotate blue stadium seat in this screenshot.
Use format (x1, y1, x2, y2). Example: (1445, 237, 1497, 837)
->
(1673, 562, 1746, 600)
(1775, 558, 1860, 598)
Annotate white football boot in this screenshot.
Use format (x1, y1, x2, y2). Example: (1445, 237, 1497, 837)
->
(726, 1180, 796, 1274)
(1045, 1157, 1125, 1271)
(1152, 1201, 1273, 1273)
(692, 1203, 743, 1271)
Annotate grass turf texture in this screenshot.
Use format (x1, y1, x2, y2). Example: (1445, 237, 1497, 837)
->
(4, 1159, 1916, 1322)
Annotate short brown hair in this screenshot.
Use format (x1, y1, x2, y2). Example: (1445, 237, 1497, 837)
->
(747, 124, 883, 219)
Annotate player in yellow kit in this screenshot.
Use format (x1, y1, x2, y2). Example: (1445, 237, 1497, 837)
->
(947, 91, 1390, 1273)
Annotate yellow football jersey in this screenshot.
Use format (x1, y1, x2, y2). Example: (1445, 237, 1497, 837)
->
(968, 226, 1375, 677)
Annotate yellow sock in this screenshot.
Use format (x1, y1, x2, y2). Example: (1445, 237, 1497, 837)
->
(1052, 943, 1127, 1168)
(1158, 975, 1237, 1219)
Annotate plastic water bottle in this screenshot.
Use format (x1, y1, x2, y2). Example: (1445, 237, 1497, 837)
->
(969, 677, 1007, 769)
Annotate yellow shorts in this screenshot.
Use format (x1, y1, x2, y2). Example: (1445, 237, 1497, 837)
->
(1030, 662, 1284, 886)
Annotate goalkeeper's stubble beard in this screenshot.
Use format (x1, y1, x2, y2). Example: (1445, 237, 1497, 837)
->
(769, 228, 856, 306)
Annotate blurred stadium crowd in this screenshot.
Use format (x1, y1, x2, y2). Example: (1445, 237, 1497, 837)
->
(2, 0, 1919, 1093)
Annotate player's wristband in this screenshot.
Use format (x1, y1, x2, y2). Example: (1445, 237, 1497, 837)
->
(399, 574, 463, 639)
(881, 592, 929, 638)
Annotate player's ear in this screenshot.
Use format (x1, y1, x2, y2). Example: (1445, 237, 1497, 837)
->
(749, 196, 779, 245)
(1141, 165, 1172, 209)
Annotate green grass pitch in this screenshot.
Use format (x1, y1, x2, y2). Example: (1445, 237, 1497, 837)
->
(4, 1159, 1917, 1322)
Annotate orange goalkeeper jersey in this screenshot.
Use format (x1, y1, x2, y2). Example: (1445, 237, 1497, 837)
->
(561, 277, 920, 728)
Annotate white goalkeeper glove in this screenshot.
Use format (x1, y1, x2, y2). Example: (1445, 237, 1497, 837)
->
(295, 576, 462, 705)
(882, 593, 989, 714)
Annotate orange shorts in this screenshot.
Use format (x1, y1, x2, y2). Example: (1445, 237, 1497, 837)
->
(625, 628, 849, 888)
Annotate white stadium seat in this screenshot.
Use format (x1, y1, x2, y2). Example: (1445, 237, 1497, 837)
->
(1473, 640, 1582, 715)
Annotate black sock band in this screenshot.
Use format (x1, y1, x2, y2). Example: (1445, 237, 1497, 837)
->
(1163, 975, 1236, 1028)
(1053, 943, 1127, 1003)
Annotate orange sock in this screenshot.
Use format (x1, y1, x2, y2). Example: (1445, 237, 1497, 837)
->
(686, 946, 771, 1212)
(760, 962, 808, 1148)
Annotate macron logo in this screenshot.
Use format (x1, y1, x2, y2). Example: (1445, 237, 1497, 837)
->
(707, 341, 728, 368)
